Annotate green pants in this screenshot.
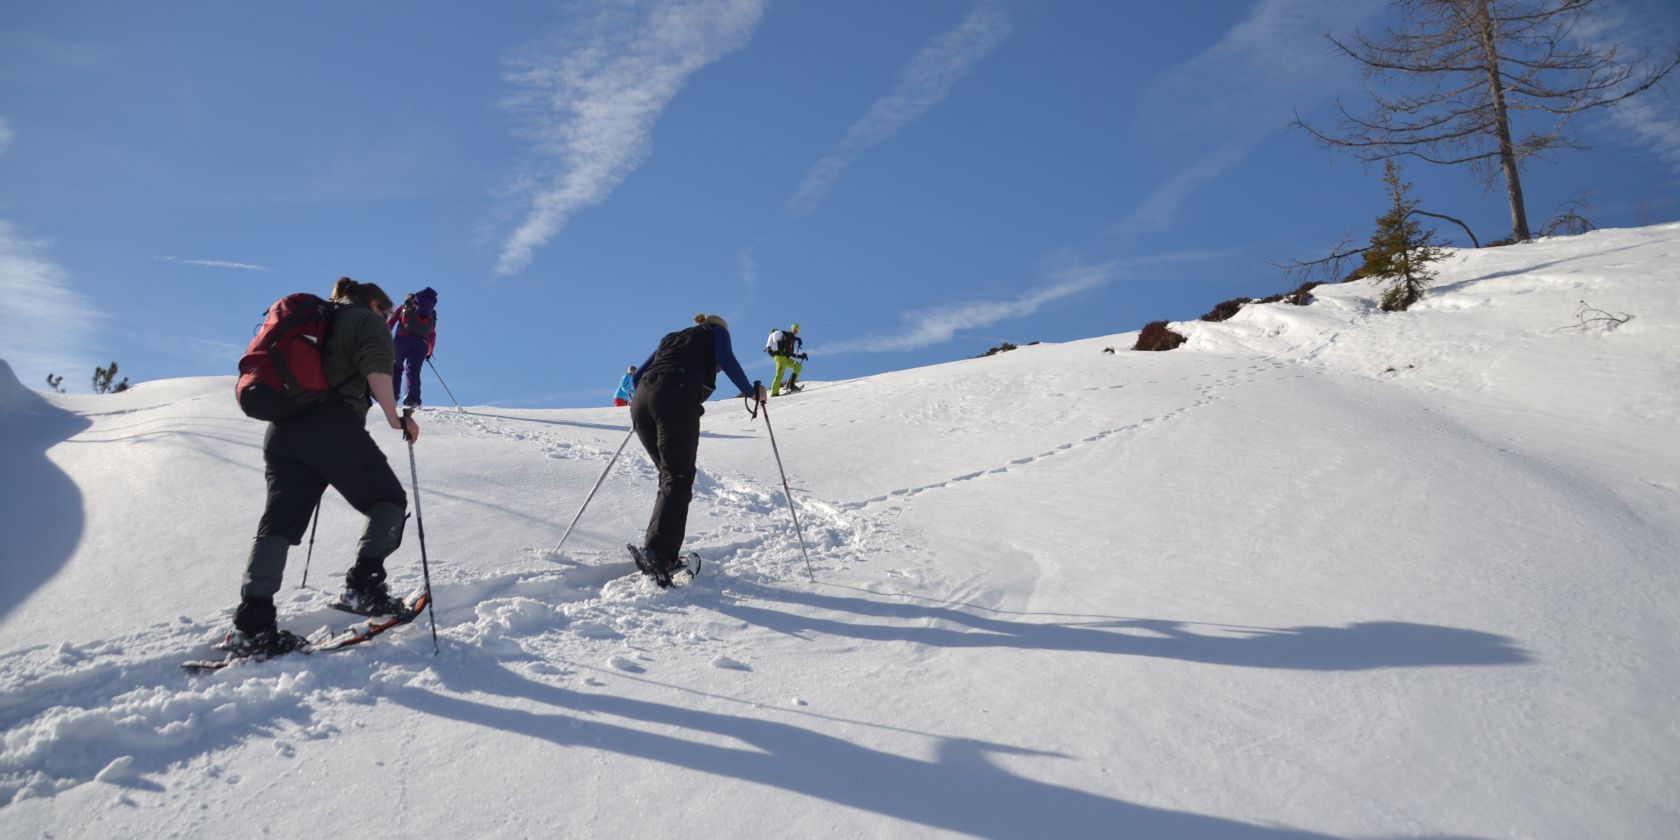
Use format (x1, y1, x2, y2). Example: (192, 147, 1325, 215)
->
(771, 355, 803, 395)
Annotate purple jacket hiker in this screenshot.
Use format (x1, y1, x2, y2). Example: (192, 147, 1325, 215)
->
(388, 287, 438, 407)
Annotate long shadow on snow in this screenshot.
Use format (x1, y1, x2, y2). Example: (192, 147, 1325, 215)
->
(717, 583, 1530, 671)
(1431, 241, 1650, 297)
(461, 410, 754, 440)
(389, 663, 1482, 840)
(0, 361, 92, 623)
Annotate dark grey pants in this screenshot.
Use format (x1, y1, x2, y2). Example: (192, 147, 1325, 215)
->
(630, 377, 702, 564)
(240, 401, 407, 609)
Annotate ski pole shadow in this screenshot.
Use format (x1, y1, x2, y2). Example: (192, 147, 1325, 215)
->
(459, 410, 754, 440)
(0, 361, 93, 623)
(385, 662, 1483, 839)
(718, 582, 1531, 672)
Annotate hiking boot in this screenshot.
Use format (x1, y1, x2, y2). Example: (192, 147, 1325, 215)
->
(631, 545, 678, 580)
(334, 582, 408, 617)
(218, 627, 310, 657)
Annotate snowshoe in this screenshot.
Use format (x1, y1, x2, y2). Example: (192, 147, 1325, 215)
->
(627, 544, 701, 589)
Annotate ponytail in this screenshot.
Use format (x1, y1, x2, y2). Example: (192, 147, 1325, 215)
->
(330, 276, 394, 311)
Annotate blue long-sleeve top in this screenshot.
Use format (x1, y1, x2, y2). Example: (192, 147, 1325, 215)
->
(634, 324, 755, 398)
(615, 373, 636, 401)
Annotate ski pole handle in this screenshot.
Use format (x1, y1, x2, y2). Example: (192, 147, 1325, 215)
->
(402, 407, 415, 443)
(744, 380, 764, 419)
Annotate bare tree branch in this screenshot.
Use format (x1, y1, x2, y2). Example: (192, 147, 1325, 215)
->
(1296, 0, 1680, 242)
(1552, 299, 1631, 332)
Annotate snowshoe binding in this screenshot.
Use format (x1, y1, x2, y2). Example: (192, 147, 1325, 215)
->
(627, 544, 701, 589)
(332, 582, 411, 618)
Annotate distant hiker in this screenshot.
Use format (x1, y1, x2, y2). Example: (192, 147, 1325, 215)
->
(630, 314, 764, 578)
(227, 277, 421, 655)
(765, 323, 807, 396)
(388, 287, 438, 408)
(614, 365, 637, 407)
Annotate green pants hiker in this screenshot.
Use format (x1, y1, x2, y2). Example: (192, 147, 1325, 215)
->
(771, 354, 803, 396)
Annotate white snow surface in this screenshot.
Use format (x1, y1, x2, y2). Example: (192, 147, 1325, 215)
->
(2, 224, 1677, 838)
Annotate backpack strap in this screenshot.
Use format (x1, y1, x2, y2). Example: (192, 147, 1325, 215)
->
(321, 301, 371, 402)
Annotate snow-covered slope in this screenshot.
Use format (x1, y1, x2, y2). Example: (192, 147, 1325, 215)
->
(2, 225, 1677, 838)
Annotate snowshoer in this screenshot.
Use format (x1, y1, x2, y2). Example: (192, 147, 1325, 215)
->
(389, 287, 438, 407)
(630, 314, 764, 577)
(614, 365, 637, 407)
(765, 323, 806, 396)
(227, 277, 421, 655)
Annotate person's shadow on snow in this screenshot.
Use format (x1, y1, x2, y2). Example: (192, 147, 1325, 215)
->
(387, 661, 1488, 840)
(715, 582, 1530, 671)
(0, 361, 92, 623)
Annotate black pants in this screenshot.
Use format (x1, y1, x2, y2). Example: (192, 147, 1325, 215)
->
(241, 400, 407, 605)
(630, 377, 702, 563)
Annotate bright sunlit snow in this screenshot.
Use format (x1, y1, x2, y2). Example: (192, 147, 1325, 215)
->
(2, 224, 1677, 838)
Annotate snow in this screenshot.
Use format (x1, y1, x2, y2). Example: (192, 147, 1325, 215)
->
(3, 224, 1678, 837)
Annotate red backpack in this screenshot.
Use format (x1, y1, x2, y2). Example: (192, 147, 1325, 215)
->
(397, 299, 436, 338)
(235, 293, 349, 421)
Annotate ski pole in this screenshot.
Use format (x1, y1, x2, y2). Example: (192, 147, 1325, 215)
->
(757, 394, 815, 582)
(402, 408, 440, 655)
(426, 357, 465, 413)
(299, 502, 321, 588)
(550, 425, 637, 556)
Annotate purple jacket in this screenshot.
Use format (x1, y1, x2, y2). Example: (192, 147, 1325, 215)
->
(389, 287, 438, 355)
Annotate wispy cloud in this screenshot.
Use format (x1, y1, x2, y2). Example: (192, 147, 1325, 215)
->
(495, 0, 768, 275)
(128, 332, 245, 365)
(1122, 139, 1257, 234)
(157, 256, 269, 272)
(0, 117, 13, 155)
(0, 221, 105, 390)
(736, 242, 761, 303)
(1610, 97, 1680, 178)
(1121, 0, 1376, 233)
(785, 2, 1012, 217)
(0, 31, 121, 85)
(817, 260, 1113, 355)
(1575, 10, 1680, 180)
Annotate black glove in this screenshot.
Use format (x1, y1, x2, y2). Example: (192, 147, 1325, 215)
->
(797, 353, 808, 360)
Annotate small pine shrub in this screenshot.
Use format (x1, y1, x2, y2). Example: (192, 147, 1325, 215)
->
(1256, 293, 1285, 304)
(1361, 161, 1443, 313)
(92, 361, 130, 394)
(1134, 321, 1186, 351)
(977, 342, 1018, 358)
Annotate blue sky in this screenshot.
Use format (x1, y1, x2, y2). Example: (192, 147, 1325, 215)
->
(3, 0, 1677, 405)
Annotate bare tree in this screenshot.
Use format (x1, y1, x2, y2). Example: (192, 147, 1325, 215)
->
(1539, 189, 1596, 236)
(1298, 0, 1679, 242)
